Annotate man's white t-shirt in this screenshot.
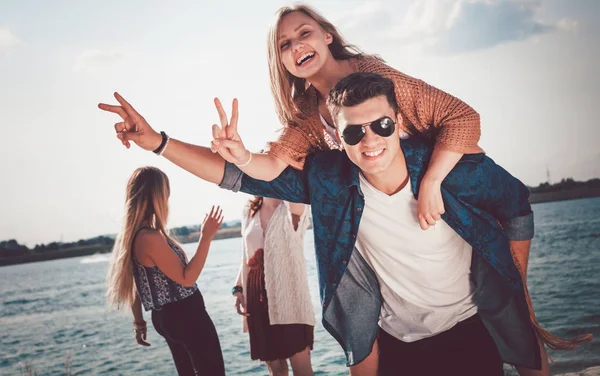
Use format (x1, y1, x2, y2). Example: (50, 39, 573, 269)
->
(355, 172, 477, 342)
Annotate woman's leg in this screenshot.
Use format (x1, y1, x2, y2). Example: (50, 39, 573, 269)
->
(288, 346, 314, 376)
(266, 358, 289, 376)
(164, 338, 196, 376)
(180, 299, 226, 376)
(158, 292, 226, 376)
(151, 309, 196, 376)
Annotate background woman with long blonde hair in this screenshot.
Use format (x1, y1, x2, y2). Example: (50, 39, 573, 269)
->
(106, 166, 226, 376)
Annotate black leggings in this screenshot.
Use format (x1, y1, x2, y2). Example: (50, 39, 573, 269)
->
(151, 290, 225, 376)
(378, 314, 503, 376)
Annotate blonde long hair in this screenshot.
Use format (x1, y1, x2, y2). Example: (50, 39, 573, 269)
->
(267, 4, 370, 125)
(106, 166, 176, 309)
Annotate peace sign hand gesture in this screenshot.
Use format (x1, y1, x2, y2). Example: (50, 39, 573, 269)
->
(98, 92, 163, 151)
(210, 98, 251, 165)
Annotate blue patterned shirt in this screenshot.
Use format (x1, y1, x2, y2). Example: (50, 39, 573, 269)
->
(220, 137, 541, 369)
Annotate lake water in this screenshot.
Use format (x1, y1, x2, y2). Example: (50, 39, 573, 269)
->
(1, 198, 599, 375)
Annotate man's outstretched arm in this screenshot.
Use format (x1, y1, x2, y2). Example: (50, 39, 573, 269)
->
(219, 162, 311, 205)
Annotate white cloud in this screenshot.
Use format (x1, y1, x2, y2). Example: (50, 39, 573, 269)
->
(74, 49, 125, 72)
(76, 49, 124, 64)
(340, 0, 579, 54)
(0, 27, 20, 54)
(334, 1, 386, 31)
(556, 18, 579, 33)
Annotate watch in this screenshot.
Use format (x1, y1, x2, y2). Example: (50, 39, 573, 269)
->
(232, 285, 243, 295)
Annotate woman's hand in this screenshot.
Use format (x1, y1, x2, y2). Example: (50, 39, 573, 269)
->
(233, 292, 249, 317)
(133, 321, 151, 347)
(201, 206, 224, 240)
(98, 92, 163, 151)
(210, 98, 251, 165)
(416, 148, 462, 230)
(416, 177, 445, 230)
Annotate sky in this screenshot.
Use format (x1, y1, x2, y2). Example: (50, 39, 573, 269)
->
(1, 0, 599, 247)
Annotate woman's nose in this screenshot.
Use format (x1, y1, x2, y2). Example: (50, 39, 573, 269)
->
(291, 39, 304, 53)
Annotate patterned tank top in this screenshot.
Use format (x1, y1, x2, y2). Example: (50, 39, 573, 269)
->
(132, 228, 198, 311)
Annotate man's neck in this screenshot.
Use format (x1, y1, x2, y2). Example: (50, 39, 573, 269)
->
(361, 152, 410, 196)
(308, 58, 353, 100)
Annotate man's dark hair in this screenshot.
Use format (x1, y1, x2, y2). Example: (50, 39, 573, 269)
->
(327, 72, 399, 124)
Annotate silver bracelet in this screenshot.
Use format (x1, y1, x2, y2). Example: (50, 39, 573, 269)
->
(235, 152, 252, 167)
(158, 134, 170, 156)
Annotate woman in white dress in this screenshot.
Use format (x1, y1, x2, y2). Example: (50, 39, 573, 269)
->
(232, 196, 315, 376)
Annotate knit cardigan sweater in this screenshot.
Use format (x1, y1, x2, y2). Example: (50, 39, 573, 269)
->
(265, 55, 484, 170)
(236, 201, 316, 332)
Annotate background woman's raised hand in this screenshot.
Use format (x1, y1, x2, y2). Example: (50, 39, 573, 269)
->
(200, 205, 224, 240)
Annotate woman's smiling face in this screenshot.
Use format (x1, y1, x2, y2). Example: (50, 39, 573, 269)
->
(277, 11, 333, 79)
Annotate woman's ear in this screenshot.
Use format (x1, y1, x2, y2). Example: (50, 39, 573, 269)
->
(325, 32, 333, 45)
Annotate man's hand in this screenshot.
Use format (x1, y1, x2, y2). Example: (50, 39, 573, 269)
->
(98, 92, 162, 151)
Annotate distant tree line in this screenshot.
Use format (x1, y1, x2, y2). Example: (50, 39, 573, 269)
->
(529, 178, 600, 194)
(1, 220, 243, 259)
(0, 236, 115, 258)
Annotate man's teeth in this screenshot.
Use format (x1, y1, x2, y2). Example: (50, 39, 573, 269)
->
(297, 52, 315, 65)
(364, 149, 384, 157)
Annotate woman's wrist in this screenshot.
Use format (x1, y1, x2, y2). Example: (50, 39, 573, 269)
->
(231, 285, 243, 295)
(133, 321, 147, 332)
(235, 150, 252, 167)
(198, 234, 214, 245)
(422, 173, 443, 186)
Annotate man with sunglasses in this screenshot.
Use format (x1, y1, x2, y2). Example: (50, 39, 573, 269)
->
(214, 72, 555, 376)
(99, 72, 574, 375)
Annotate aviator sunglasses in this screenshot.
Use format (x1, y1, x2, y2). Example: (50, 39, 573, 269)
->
(340, 116, 396, 146)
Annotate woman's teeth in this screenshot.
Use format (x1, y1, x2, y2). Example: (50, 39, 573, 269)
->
(297, 52, 315, 65)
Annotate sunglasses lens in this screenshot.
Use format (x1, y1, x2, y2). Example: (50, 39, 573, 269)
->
(342, 117, 395, 145)
(342, 126, 365, 146)
(373, 117, 395, 137)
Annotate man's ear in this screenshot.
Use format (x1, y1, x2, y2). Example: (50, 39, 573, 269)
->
(335, 129, 344, 149)
(395, 112, 403, 127)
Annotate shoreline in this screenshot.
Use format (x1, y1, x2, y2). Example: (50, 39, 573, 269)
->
(2, 193, 599, 267)
(0, 228, 245, 267)
(529, 187, 600, 204)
